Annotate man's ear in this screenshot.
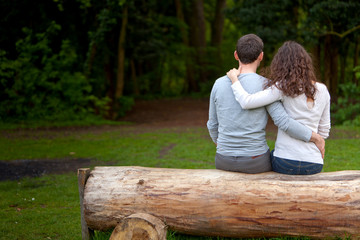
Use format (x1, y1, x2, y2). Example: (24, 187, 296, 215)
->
(258, 52, 264, 62)
(234, 50, 239, 61)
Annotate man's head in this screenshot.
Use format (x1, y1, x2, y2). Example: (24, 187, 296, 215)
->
(235, 34, 264, 64)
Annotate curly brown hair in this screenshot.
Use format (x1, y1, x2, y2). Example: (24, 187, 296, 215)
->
(265, 41, 317, 100)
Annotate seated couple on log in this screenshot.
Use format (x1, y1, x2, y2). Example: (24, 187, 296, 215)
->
(207, 34, 331, 175)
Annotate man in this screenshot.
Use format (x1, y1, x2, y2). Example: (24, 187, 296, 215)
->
(207, 34, 324, 173)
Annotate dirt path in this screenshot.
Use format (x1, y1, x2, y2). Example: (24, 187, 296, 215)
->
(118, 97, 277, 131)
(118, 98, 210, 127)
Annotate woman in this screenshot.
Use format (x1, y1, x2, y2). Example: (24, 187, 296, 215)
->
(227, 41, 331, 175)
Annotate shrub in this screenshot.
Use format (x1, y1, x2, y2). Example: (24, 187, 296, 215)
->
(0, 22, 108, 121)
(331, 66, 360, 126)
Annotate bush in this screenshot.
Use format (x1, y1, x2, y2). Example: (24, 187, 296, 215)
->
(0, 22, 108, 121)
(331, 67, 360, 126)
(116, 96, 134, 117)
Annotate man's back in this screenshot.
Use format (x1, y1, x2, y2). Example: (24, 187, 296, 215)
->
(207, 73, 269, 157)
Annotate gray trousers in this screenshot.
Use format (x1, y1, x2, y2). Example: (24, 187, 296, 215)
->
(215, 150, 272, 174)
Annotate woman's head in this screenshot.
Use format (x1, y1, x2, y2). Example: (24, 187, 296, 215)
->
(267, 41, 317, 100)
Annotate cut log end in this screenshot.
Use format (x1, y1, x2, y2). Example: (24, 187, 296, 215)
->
(109, 213, 167, 240)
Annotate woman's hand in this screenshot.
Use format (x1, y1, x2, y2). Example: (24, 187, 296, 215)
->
(226, 68, 241, 84)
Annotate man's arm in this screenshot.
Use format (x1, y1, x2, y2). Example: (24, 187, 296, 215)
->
(310, 132, 325, 158)
(266, 101, 325, 157)
(207, 85, 218, 144)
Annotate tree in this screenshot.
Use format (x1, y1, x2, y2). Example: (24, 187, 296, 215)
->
(227, 0, 299, 65)
(184, 0, 207, 92)
(227, 0, 360, 100)
(0, 0, 231, 120)
(302, 0, 360, 98)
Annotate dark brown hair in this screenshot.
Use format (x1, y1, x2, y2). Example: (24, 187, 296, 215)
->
(236, 34, 264, 64)
(265, 41, 317, 100)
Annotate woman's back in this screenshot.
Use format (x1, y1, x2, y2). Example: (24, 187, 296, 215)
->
(274, 82, 331, 164)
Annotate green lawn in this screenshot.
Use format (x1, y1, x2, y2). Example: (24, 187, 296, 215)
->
(0, 125, 359, 240)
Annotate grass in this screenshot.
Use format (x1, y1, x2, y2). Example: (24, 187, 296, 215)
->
(0, 124, 359, 240)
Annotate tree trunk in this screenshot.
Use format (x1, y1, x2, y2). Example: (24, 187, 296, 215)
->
(339, 39, 349, 85)
(85, 43, 97, 78)
(311, 41, 322, 82)
(210, 0, 226, 78)
(103, 51, 115, 118)
(211, 0, 226, 48)
(185, 0, 207, 91)
(353, 36, 360, 85)
(174, 0, 191, 93)
(115, 6, 128, 99)
(324, 35, 339, 98)
(83, 167, 360, 239)
(130, 59, 139, 96)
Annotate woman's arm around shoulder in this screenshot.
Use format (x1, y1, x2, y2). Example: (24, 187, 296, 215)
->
(226, 68, 282, 109)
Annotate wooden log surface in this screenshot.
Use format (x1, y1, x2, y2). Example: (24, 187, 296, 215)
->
(109, 213, 167, 240)
(83, 166, 360, 239)
(77, 168, 93, 240)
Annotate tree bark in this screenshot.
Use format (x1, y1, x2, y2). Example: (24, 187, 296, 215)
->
(311, 41, 322, 82)
(175, 0, 191, 93)
(211, 0, 226, 48)
(130, 59, 139, 96)
(210, 0, 226, 78)
(78, 168, 93, 240)
(83, 166, 360, 239)
(339, 39, 349, 85)
(185, 0, 207, 91)
(353, 36, 360, 85)
(324, 35, 339, 98)
(115, 6, 128, 99)
(85, 43, 97, 78)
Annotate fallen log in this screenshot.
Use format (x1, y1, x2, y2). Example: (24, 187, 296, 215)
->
(80, 166, 360, 239)
(109, 213, 167, 240)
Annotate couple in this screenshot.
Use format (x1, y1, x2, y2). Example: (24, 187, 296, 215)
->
(207, 34, 331, 175)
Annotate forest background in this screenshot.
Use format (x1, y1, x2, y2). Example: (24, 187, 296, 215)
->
(1, 0, 360, 126)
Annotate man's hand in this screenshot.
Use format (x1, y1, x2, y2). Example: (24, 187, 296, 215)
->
(226, 68, 241, 84)
(310, 132, 325, 159)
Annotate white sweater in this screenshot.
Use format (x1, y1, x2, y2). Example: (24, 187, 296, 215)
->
(231, 81, 331, 164)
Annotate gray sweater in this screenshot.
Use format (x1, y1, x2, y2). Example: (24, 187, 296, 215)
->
(207, 73, 312, 157)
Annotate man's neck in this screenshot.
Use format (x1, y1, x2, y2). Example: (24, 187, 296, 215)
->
(239, 62, 258, 74)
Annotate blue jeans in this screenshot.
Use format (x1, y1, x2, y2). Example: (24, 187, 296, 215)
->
(270, 151, 323, 175)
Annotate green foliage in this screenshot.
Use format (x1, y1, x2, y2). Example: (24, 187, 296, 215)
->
(1, 0, 359, 123)
(304, 0, 360, 37)
(160, 44, 187, 96)
(331, 82, 360, 125)
(355, 66, 360, 80)
(331, 66, 360, 126)
(0, 22, 107, 121)
(116, 96, 134, 117)
(227, 0, 299, 55)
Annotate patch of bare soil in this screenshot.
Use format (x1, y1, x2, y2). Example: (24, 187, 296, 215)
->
(0, 158, 92, 181)
(0, 97, 278, 181)
(118, 98, 210, 127)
